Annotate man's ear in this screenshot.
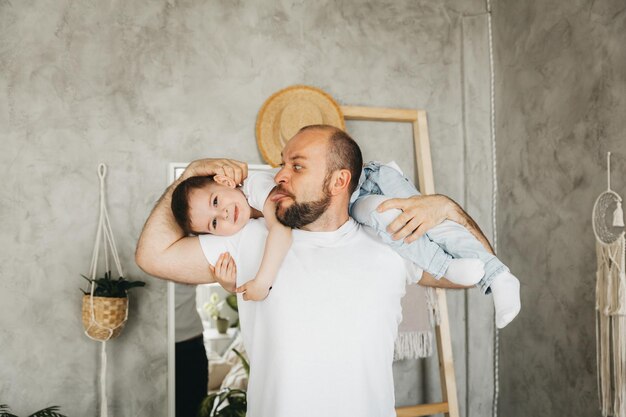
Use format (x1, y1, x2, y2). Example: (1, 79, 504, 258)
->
(328, 169, 352, 196)
(213, 174, 237, 189)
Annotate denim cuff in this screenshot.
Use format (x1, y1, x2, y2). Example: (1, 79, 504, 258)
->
(478, 260, 509, 294)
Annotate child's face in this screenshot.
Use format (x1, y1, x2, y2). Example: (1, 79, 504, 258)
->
(187, 181, 251, 236)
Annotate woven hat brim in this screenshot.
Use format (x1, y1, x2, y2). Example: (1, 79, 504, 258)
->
(256, 85, 345, 166)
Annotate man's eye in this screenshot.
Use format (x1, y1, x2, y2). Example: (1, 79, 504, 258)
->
(294, 165, 302, 171)
(213, 196, 218, 207)
(212, 219, 217, 229)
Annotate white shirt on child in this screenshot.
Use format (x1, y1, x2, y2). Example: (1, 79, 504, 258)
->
(198, 218, 421, 417)
(241, 169, 278, 212)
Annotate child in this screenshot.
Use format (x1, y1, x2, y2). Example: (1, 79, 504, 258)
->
(349, 161, 520, 329)
(171, 170, 291, 301)
(172, 163, 520, 328)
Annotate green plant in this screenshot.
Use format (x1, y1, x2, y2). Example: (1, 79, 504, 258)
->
(197, 347, 250, 417)
(197, 388, 247, 417)
(231, 348, 250, 375)
(225, 294, 238, 312)
(0, 404, 66, 417)
(81, 270, 145, 298)
(225, 294, 239, 328)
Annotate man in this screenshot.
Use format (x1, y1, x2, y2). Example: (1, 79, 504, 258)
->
(136, 125, 491, 417)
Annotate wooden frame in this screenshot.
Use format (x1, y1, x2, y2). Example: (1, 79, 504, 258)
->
(341, 105, 459, 417)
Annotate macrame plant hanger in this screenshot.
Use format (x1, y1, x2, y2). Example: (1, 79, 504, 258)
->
(85, 163, 129, 417)
(593, 152, 626, 417)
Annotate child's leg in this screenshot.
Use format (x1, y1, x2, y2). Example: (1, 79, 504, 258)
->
(424, 220, 520, 328)
(361, 162, 519, 327)
(424, 220, 504, 292)
(351, 195, 483, 285)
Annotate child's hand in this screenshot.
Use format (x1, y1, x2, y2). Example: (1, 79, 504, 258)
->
(236, 278, 272, 301)
(209, 252, 237, 292)
(182, 158, 248, 184)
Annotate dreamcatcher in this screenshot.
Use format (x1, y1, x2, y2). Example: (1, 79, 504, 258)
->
(593, 152, 625, 417)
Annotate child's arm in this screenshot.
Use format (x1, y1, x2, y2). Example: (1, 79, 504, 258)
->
(236, 192, 292, 301)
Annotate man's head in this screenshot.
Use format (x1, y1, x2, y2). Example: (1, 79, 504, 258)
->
(272, 125, 363, 229)
(171, 175, 252, 236)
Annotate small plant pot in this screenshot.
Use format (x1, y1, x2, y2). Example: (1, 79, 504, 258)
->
(216, 317, 229, 334)
(82, 295, 128, 341)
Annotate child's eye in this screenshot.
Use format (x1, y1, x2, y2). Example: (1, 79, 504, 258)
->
(213, 196, 218, 207)
(212, 219, 217, 229)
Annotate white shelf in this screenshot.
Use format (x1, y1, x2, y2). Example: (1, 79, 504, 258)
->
(203, 328, 238, 355)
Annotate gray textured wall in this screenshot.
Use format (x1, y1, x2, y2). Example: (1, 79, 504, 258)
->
(495, 0, 626, 416)
(0, 1, 495, 415)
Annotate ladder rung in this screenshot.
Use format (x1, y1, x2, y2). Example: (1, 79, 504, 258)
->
(396, 401, 449, 417)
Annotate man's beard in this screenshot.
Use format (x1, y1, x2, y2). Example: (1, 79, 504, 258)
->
(276, 187, 332, 229)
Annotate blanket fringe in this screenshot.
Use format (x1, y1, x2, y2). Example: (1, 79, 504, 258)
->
(395, 331, 434, 360)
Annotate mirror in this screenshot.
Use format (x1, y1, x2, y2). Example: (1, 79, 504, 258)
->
(167, 162, 272, 417)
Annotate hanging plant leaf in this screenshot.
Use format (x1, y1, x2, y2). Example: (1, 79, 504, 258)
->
(80, 271, 146, 298)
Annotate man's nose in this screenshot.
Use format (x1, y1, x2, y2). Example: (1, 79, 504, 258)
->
(275, 167, 288, 184)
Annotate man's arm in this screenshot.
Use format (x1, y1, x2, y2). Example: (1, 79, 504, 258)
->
(377, 194, 494, 252)
(377, 194, 494, 289)
(135, 158, 247, 289)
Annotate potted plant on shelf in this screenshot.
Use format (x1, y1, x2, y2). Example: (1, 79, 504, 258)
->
(204, 292, 229, 334)
(80, 271, 145, 341)
(197, 349, 250, 417)
(0, 404, 66, 417)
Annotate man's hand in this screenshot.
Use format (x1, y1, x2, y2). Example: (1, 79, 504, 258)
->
(182, 158, 248, 185)
(209, 252, 237, 292)
(377, 193, 494, 254)
(376, 194, 452, 243)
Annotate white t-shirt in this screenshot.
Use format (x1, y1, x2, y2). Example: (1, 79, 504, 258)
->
(199, 218, 419, 417)
(241, 169, 278, 212)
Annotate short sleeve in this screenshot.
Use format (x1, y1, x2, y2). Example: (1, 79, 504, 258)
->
(404, 260, 424, 284)
(198, 231, 242, 266)
(241, 169, 279, 212)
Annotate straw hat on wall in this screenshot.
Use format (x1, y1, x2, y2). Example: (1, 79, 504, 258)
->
(256, 85, 345, 166)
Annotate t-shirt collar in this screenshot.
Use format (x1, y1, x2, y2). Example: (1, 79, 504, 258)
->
(291, 218, 358, 247)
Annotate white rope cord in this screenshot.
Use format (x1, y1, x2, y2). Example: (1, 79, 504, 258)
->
(101, 341, 108, 417)
(85, 165, 129, 341)
(484, 0, 500, 416)
(85, 163, 129, 417)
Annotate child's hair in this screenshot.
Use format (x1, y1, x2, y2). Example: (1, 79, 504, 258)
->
(171, 176, 215, 235)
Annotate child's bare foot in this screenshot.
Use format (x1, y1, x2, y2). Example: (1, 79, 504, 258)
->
(236, 278, 272, 301)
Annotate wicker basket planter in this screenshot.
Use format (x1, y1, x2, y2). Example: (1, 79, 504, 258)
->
(81, 294, 128, 341)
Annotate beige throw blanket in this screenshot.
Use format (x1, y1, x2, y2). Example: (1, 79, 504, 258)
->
(395, 284, 439, 360)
